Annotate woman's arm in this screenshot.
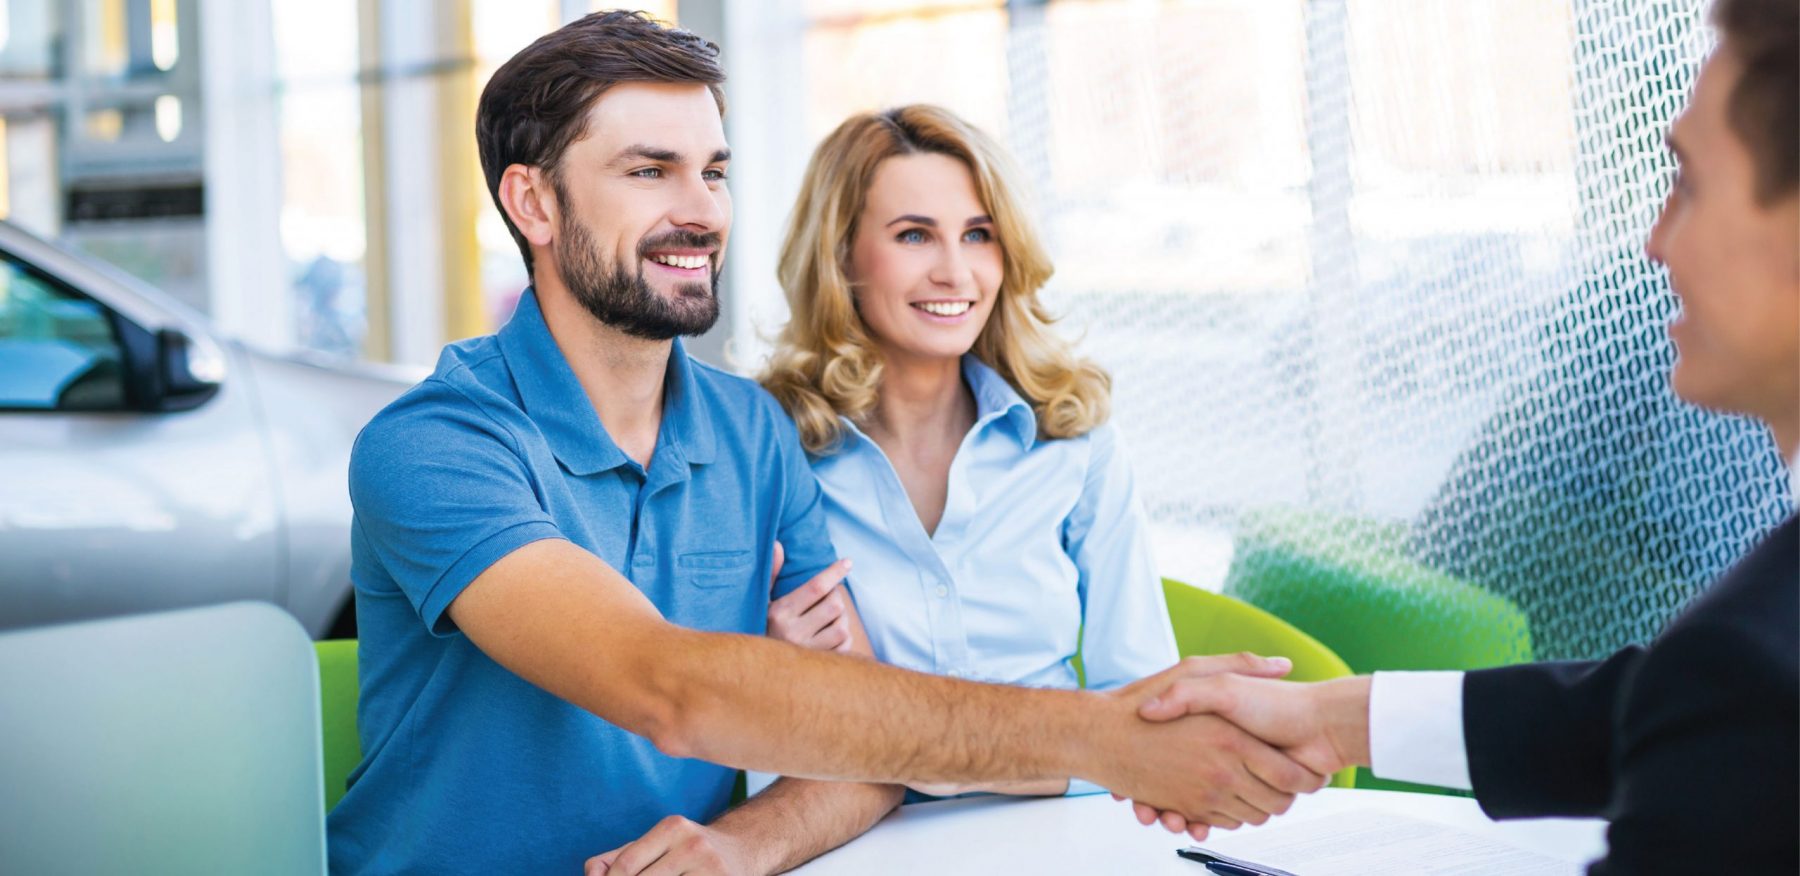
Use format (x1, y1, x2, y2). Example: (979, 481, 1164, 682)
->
(1063, 423, 1182, 693)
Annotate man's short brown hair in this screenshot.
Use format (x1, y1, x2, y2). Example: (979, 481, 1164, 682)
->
(1710, 0, 1799, 204)
(475, 11, 726, 274)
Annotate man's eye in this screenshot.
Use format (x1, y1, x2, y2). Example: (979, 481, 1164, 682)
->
(633, 168, 663, 179)
(704, 169, 728, 182)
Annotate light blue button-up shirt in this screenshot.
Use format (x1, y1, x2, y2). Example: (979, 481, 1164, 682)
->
(818, 356, 1178, 695)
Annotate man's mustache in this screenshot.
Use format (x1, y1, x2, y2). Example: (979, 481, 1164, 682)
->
(638, 230, 723, 258)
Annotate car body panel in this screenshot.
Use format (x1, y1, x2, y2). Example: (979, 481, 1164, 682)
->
(0, 221, 414, 637)
(0, 351, 282, 628)
(244, 349, 415, 634)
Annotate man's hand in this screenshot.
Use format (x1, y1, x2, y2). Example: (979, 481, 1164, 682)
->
(586, 815, 759, 876)
(1089, 654, 1326, 839)
(766, 542, 865, 655)
(1125, 672, 1374, 839)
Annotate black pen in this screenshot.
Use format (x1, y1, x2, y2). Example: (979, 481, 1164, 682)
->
(1176, 846, 1301, 876)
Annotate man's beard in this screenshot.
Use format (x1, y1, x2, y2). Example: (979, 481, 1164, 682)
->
(556, 218, 721, 341)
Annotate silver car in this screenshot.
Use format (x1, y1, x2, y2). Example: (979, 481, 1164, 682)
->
(0, 221, 414, 637)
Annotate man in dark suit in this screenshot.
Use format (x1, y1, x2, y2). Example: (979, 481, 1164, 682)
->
(1128, 0, 1798, 871)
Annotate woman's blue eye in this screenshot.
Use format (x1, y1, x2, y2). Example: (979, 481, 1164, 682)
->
(964, 227, 993, 244)
(897, 228, 928, 244)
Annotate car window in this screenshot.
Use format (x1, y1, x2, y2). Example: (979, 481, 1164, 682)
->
(0, 258, 128, 411)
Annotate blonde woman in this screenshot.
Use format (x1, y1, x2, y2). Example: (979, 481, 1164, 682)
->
(756, 105, 1180, 805)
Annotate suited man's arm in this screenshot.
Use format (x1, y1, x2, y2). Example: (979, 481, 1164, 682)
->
(1462, 648, 1644, 819)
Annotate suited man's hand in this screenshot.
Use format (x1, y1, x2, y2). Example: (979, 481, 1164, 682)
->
(1124, 673, 1373, 838)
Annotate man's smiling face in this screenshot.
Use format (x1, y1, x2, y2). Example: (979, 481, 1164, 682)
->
(548, 81, 732, 339)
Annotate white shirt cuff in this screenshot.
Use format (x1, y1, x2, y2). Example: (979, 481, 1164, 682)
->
(745, 770, 778, 798)
(1368, 670, 1473, 790)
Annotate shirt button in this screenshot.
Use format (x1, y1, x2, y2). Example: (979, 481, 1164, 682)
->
(935, 584, 948, 598)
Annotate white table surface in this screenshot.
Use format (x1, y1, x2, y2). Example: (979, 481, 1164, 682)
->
(789, 788, 1607, 875)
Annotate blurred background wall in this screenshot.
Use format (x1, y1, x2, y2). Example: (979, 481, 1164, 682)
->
(1, 0, 1788, 659)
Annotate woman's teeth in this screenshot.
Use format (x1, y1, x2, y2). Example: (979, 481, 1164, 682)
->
(650, 254, 709, 270)
(913, 301, 972, 316)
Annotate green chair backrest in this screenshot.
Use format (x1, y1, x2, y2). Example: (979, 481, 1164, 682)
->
(1224, 509, 1534, 673)
(1161, 579, 1356, 789)
(315, 639, 362, 813)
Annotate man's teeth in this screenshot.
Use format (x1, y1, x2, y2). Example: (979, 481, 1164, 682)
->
(651, 254, 709, 270)
(914, 301, 972, 316)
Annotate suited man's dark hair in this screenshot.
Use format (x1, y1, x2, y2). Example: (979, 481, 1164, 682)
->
(1710, 0, 1798, 204)
(475, 10, 727, 276)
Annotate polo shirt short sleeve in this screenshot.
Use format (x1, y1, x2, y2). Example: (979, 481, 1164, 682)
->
(347, 380, 563, 635)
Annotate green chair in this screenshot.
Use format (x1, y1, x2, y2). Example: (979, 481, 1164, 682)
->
(1222, 508, 1534, 792)
(1160, 579, 1356, 789)
(315, 639, 362, 813)
(1223, 509, 1533, 673)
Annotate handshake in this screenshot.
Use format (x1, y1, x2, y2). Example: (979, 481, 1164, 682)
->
(1094, 653, 1374, 842)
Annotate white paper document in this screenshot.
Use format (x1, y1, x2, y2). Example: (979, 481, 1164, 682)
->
(1195, 810, 1587, 875)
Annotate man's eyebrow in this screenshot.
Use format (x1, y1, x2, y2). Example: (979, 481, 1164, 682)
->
(606, 145, 730, 167)
(885, 214, 937, 227)
(610, 145, 682, 165)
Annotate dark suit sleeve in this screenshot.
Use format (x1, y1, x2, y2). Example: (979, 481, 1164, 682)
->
(1461, 648, 1645, 819)
(1591, 618, 1797, 874)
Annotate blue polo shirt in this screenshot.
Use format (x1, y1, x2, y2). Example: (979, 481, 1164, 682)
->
(327, 289, 839, 875)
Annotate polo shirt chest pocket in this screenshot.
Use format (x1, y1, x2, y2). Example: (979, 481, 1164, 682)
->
(677, 550, 755, 589)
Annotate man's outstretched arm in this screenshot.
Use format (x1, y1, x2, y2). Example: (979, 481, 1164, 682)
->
(448, 538, 1324, 824)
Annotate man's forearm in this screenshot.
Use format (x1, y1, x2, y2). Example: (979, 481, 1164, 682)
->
(640, 625, 1107, 786)
(711, 778, 903, 874)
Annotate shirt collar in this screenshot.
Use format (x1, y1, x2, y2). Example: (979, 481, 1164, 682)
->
(961, 355, 1038, 450)
(832, 355, 1037, 453)
(497, 288, 715, 476)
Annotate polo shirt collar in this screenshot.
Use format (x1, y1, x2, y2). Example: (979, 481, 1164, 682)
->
(660, 337, 718, 467)
(498, 288, 716, 476)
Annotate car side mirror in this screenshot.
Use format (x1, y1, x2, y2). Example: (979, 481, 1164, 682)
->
(154, 328, 225, 411)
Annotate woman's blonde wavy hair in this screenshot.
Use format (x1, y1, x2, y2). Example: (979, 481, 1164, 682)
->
(760, 104, 1111, 455)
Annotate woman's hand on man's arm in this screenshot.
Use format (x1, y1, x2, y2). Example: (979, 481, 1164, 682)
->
(766, 542, 874, 658)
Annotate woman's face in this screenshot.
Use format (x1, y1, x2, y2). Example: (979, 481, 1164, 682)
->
(847, 152, 1003, 367)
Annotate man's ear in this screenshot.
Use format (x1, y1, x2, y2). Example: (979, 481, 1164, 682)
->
(498, 164, 559, 249)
